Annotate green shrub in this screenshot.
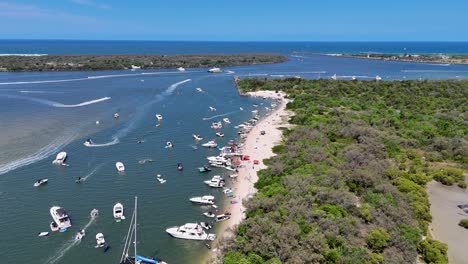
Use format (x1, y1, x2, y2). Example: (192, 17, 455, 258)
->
(318, 204, 348, 219)
(458, 219, 468, 229)
(223, 251, 249, 264)
(417, 239, 448, 264)
(367, 228, 390, 252)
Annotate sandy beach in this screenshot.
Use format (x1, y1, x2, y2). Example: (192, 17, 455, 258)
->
(208, 90, 292, 261)
(427, 180, 468, 264)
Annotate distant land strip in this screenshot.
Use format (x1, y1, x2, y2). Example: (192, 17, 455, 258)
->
(0, 54, 288, 72)
(294, 52, 468, 65)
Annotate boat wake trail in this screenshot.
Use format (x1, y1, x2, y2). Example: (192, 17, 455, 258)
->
(0, 94, 111, 108)
(80, 164, 104, 181)
(45, 216, 97, 264)
(203, 110, 238, 120)
(0, 131, 78, 176)
(87, 79, 191, 147)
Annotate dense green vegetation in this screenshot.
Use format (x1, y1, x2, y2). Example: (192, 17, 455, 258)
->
(458, 219, 468, 229)
(0, 54, 287, 72)
(222, 79, 467, 263)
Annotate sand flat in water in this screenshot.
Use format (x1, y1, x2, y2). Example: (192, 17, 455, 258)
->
(427, 180, 468, 264)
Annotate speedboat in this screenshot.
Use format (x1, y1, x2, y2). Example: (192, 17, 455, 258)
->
(200, 222, 212, 230)
(155, 114, 163, 121)
(203, 211, 215, 218)
(211, 121, 222, 129)
(95, 233, 106, 248)
(201, 141, 217, 148)
(209, 106, 217, 112)
(75, 229, 85, 240)
(198, 166, 212, 173)
(114, 113, 120, 118)
(50, 206, 72, 230)
(207, 156, 228, 163)
(33, 178, 48, 187)
(83, 138, 93, 146)
(196, 87, 203, 92)
(204, 175, 225, 188)
(177, 67, 186, 72)
(90, 209, 99, 218)
(215, 132, 224, 137)
(38, 232, 49, 237)
(208, 67, 222, 73)
(116, 162, 125, 172)
(239, 107, 244, 111)
(177, 163, 183, 171)
(215, 214, 231, 222)
(190, 195, 215, 205)
(166, 141, 173, 148)
(193, 134, 203, 141)
(156, 174, 166, 184)
(223, 118, 231, 124)
(166, 223, 216, 241)
(52, 151, 67, 165)
(251, 110, 258, 114)
(113, 202, 125, 221)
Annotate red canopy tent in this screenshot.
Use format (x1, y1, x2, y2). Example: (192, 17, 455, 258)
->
(253, 160, 259, 165)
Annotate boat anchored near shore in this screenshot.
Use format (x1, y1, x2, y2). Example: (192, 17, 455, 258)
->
(166, 223, 216, 241)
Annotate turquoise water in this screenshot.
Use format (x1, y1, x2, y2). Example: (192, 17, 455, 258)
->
(1, 44, 468, 264)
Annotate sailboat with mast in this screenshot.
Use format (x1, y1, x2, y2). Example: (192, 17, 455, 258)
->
(120, 196, 167, 264)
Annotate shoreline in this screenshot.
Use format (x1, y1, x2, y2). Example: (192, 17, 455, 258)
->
(208, 90, 292, 262)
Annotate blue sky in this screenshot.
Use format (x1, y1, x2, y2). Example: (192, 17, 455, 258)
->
(0, 0, 467, 41)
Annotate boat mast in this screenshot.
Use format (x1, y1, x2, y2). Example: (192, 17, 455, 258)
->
(134, 196, 137, 258)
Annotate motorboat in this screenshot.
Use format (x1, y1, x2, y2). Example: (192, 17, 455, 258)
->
(155, 114, 163, 121)
(90, 209, 99, 218)
(215, 214, 231, 222)
(114, 113, 120, 118)
(204, 175, 225, 188)
(253, 104, 258, 108)
(215, 132, 224, 137)
(177, 163, 183, 171)
(208, 67, 222, 73)
(75, 229, 85, 240)
(375, 75, 382, 81)
(38, 232, 49, 237)
(209, 106, 217, 112)
(203, 211, 215, 218)
(222, 188, 233, 194)
(165, 141, 173, 149)
(120, 197, 167, 264)
(190, 195, 215, 205)
(331, 74, 337, 80)
(50, 222, 59, 232)
(166, 223, 216, 241)
(211, 121, 222, 129)
(156, 174, 166, 184)
(239, 107, 244, 111)
(200, 222, 212, 230)
(116, 162, 125, 172)
(198, 166, 212, 173)
(193, 134, 203, 141)
(177, 67, 186, 72)
(113, 202, 125, 221)
(52, 151, 67, 165)
(196, 87, 203, 92)
(201, 141, 217, 148)
(251, 110, 258, 114)
(33, 178, 48, 187)
(95, 233, 106, 248)
(229, 174, 238, 179)
(207, 156, 228, 163)
(224, 166, 236, 172)
(83, 138, 94, 146)
(131, 65, 141, 70)
(50, 206, 72, 230)
(223, 118, 231, 124)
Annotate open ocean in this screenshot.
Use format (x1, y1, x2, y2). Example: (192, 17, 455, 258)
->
(0, 41, 467, 264)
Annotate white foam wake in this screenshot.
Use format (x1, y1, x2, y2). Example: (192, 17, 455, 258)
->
(202, 110, 238, 121)
(79, 164, 104, 181)
(45, 215, 97, 264)
(0, 131, 78, 176)
(0, 94, 111, 108)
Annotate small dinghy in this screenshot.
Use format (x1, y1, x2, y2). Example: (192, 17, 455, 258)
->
(215, 132, 224, 137)
(156, 174, 166, 184)
(223, 118, 231, 124)
(209, 106, 217, 112)
(75, 229, 85, 240)
(165, 141, 173, 149)
(200, 222, 212, 230)
(50, 222, 59, 232)
(90, 209, 99, 218)
(33, 178, 48, 187)
(155, 114, 163, 121)
(196, 87, 203, 92)
(95, 233, 106, 248)
(198, 166, 212, 173)
(38, 232, 49, 237)
(115, 162, 125, 172)
(215, 214, 231, 222)
(203, 211, 215, 218)
(177, 67, 186, 72)
(113, 203, 125, 222)
(193, 134, 203, 141)
(201, 141, 217, 148)
(240, 107, 244, 111)
(177, 163, 183, 171)
(114, 113, 119, 118)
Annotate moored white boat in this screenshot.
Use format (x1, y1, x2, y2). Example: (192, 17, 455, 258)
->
(196, 87, 203, 92)
(33, 178, 48, 187)
(215, 132, 224, 137)
(156, 174, 167, 184)
(203, 211, 216, 218)
(52, 151, 67, 165)
(177, 67, 185, 72)
(166, 223, 216, 241)
(38, 232, 49, 237)
(375, 75, 382, 81)
(165, 141, 173, 148)
(113, 202, 125, 221)
(114, 113, 120, 118)
(204, 175, 225, 188)
(50, 206, 72, 230)
(193, 134, 203, 141)
(155, 114, 163, 121)
(209, 106, 217, 112)
(222, 118, 231, 124)
(208, 67, 222, 73)
(95, 233, 106, 248)
(215, 214, 231, 222)
(190, 195, 215, 205)
(116, 162, 125, 172)
(201, 141, 218, 148)
(211, 121, 222, 129)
